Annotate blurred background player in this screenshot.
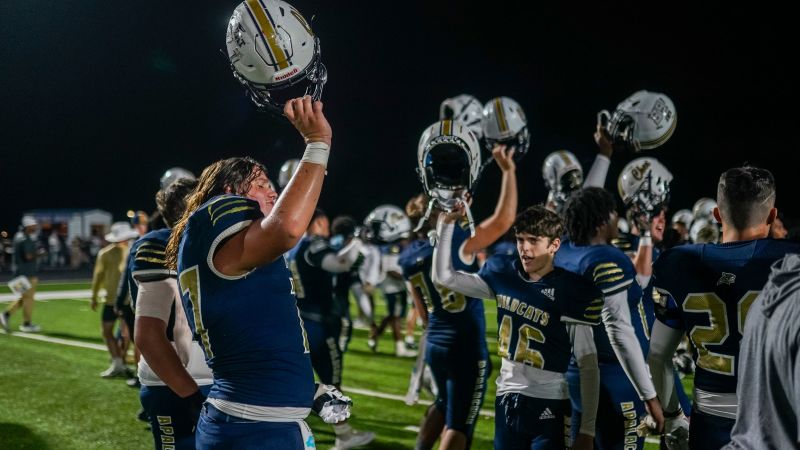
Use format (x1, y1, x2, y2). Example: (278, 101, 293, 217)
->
(648, 166, 800, 449)
(433, 205, 601, 450)
(287, 208, 376, 449)
(363, 205, 417, 357)
(555, 187, 664, 450)
(329, 215, 364, 353)
(1, 216, 42, 333)
(401, 117, 518, 450)
(133, 177, 213, 450)
(91, 221, 139, 378)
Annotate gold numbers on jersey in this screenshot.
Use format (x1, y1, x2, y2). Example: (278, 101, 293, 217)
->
(408, 272, 434, 313)
(407, 272, 467, 313)
(178, 266, 213, 358)
(683, 290, 761, 376)
(498, 315, 546, 369)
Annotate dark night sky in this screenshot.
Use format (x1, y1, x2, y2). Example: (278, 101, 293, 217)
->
(0, 2, 785, 233)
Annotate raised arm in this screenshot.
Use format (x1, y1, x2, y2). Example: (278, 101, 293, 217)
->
(432, 216, 493, 300)
(215, 97, 332, 274)
(583, 124, 613, 188)
(462, 145, 517, 255)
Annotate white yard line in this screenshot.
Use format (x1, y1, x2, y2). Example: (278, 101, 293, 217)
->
(0, 289, 92, 302)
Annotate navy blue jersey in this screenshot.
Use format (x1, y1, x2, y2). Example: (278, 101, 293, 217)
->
(479, 254, 603, 373)
(129, 228, 177, 340)
(177, 195, 314, 408)
(554, 239, 648, 363)
(287, 236, 336, 320)
(398, 222, 487, 347)
(653, 238, 800, 393)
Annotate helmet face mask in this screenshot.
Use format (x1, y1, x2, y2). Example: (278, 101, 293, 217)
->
(542, 150, 583, 213)
(226, 0, 327, 115)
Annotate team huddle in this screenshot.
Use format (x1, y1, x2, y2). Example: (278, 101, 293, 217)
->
(117, 1, 799, 450)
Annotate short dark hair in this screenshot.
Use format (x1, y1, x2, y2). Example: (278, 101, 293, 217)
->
(717, 166, 776, 230)
(514, 205, 563, 241)
(331, 215, 357, 236)
(156, 177, 198, 228)
(564, 187, 617, 245)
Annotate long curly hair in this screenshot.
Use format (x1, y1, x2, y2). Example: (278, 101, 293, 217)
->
(165, 157, 266, 270)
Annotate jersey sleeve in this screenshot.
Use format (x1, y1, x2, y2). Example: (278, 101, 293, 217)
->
(651, 250, 686, 329)
(131, 237, 174, 282)
(477, 253, 508, 294)
(588, 250, 635, 296)
(304, 238, 335, 267)
(560, 274, 604, 326)
(203, 195, 263, 279)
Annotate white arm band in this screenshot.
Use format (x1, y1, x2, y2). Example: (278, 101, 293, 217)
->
(569, 324, 599, 437)
(432, 219, 493, 299)
(320, 238, 363, 273)
(300, 142, 330, 168)
(135, 278, 178, 323)
(636, 274, 652, 288)
(647, 320, 685, 412)
(602, 290, 657, 400)
(583, 154, 610, 188)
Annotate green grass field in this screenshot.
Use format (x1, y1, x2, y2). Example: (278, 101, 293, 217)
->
(0, 282, 689, 449)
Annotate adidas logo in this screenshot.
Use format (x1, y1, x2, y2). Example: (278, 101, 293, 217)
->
(539, 407, 555, 420)
(717, 272, 736, 286)
(541, 288, 555, 301)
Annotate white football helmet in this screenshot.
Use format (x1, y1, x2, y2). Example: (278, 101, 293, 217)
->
(690, 218, 720, 244)
(160, 167, 196, 190)
(226, 0, 327, 113)
(417, 120, 481, 210)
(482, 97, 530, 159)
(617, 217, 630, 235)
(692, 197, 718, 222)
(440, 95, 484, 140)
(598, 90, 677, 152)
(671, 209, 693, 226)
(618, 157, 673, 220)
(542, 150, 583, 211)
(364, 205, 411, 244)
(278, 158, 300, 188)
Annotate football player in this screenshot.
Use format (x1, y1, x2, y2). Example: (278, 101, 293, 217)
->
(287, 209, 375, 449)
(433, 204, 601, 450)
(363, 205, 418, 358)
(165, 97, 341, 449)
(329, 215, 363, 352)
(400, 118, 518, 450)
(132, 177, 213, 450)
(647, 166, 800, 449)
(554, 187, 664, 450)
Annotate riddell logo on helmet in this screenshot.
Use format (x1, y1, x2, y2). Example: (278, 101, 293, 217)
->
(274, 67, 299, 81)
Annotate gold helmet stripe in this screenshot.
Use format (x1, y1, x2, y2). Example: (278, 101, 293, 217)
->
(442, 119, 452, 136)
(246, 0, 290, 70)
(494, 98, 508, 133)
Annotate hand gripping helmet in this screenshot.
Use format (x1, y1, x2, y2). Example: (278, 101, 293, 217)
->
(226, 0, 327, 113)
(364, 205, 411, 244)
(542, 150, 583, 212)
(440, 94, 484, 140)
(160, 167, 196, 190)
(692, 197, 718, 222)
(597, 90, 676, 152)
(618, 157, 673, 217)
(671, 209, 694, 227)
(482, 97, 530, 160)
(416, 120, 482, 235)
(278, 158, 300, 188)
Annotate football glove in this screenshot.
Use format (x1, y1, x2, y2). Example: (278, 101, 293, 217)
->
(312, 383, 352, 424)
